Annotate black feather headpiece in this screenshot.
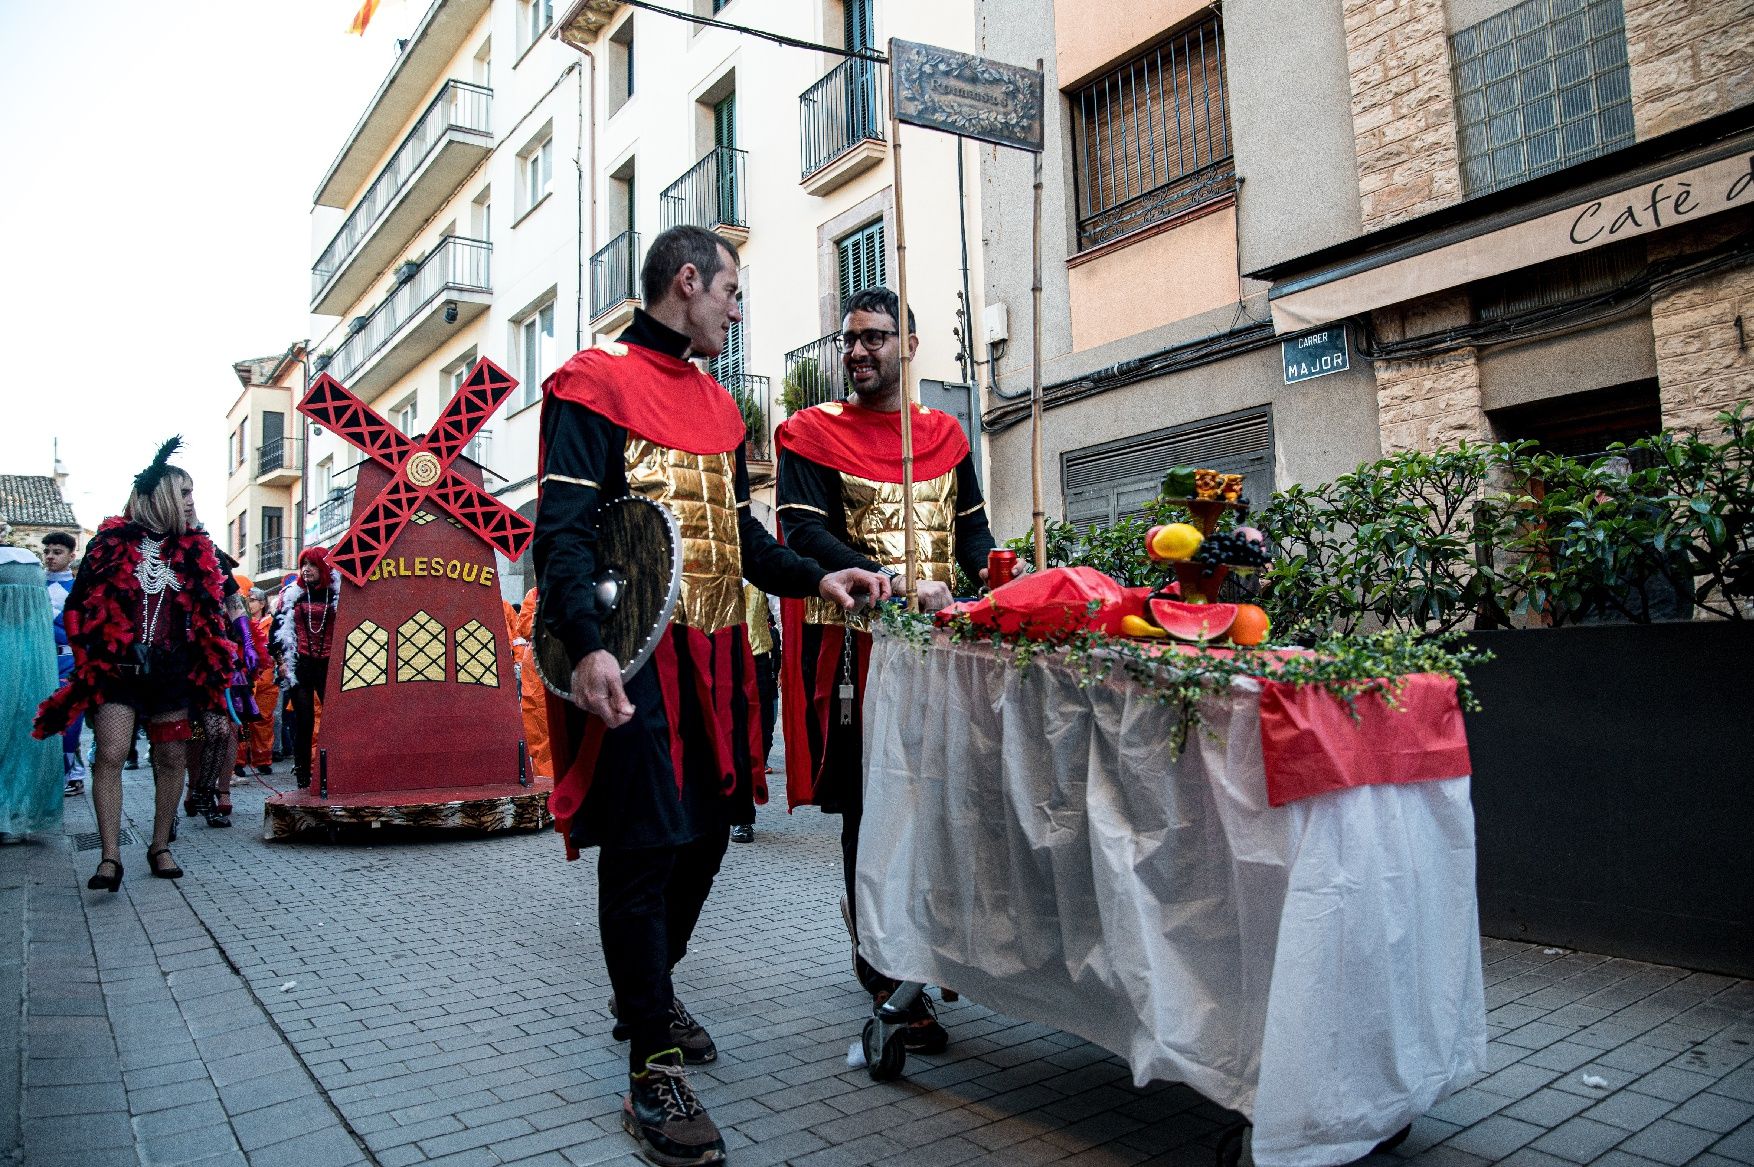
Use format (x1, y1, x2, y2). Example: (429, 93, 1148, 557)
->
(133, 436, 184, 496)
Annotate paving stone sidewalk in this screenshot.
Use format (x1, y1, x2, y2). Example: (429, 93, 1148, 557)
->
(3, 758, 1750, 1167)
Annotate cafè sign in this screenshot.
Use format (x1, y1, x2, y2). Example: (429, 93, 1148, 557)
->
(1269, 147, 1754, 333)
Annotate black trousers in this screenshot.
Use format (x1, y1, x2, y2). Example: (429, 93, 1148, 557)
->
(599, 827, 730, 1070)
(291, 659, 329, 784)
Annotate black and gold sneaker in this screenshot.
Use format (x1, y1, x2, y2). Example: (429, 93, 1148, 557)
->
(609, 995, 717, 1065)
(623, 1049, 726, 1166)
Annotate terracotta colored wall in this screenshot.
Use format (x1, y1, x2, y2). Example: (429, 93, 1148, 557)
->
(1053, 0, 1211, 86)
(1066, 206, 1241, 353)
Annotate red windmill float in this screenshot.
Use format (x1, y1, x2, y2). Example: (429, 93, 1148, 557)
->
(263, 358, 552, 839)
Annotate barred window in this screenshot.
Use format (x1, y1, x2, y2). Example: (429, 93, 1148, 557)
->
(1070, 17, 1234, 251)
(1451, 0, 1635, 196)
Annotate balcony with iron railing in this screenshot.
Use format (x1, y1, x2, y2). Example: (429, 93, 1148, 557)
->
(327, 236, 491, 397)
(589, 228, 641, 331)
(313, 473, 361, 540)
(311, 80, 492, 314)
(800, 58, 887, 196)
(255, 436, 302, 486)
(782, 334, 845, 415)
(723, 373, 773, 466)
(659, 148, 749, 244)
(256, 537, 296, 577)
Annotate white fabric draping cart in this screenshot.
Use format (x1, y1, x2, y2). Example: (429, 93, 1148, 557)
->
(857, 631, 1486, 1167)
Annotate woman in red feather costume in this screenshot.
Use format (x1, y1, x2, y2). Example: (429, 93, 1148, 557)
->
(34, 439, 233, 890)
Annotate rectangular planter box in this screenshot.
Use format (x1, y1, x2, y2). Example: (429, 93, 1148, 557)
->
(1464, 623, 1754, 977)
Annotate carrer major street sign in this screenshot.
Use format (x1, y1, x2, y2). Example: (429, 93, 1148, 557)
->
(889, 39, 1044, 154)
(1283, 326, 1351, 384)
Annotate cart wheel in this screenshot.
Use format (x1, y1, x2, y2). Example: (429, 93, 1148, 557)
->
(863, 1020, 907, 1081)
(1216, 1121, 1249, 1167)
(1372, 1125, 1412, 1154)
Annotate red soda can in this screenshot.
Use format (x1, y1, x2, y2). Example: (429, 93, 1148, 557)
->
(987, 549, 1019, 589)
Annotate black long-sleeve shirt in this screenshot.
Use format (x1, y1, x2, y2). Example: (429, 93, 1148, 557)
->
(776, 449, 996, 585)
(534, 310, 828, 664)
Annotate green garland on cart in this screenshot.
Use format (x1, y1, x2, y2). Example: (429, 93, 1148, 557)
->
(875, 604, 1489, 755)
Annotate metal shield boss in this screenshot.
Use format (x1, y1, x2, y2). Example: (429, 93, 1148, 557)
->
(535, 494, 683, 696)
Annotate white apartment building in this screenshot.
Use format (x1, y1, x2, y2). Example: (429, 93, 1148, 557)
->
(555, 0, 989, 509)
(303, 0, 587, 598)
(223, 343, 306, 588)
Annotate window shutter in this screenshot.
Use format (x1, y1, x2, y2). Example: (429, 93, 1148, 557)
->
(1061, 408, 1273, 526)
(844, 0, 873, 53)
(836, 221, 886, 311)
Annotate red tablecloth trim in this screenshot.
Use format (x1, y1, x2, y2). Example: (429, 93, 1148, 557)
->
(1257, 673, 1472, 807)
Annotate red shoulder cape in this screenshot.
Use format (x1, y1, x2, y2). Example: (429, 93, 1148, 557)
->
(542, 342, 745, 455)
(774, 400, 968, 482)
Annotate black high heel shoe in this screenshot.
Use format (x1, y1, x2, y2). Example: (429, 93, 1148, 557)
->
(146, 847, 183, 880)
(87, 858, 123, 892)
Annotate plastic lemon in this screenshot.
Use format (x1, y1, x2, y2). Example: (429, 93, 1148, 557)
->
(1119, 614, 1167, 639)
(1149, 522, 1203, 562)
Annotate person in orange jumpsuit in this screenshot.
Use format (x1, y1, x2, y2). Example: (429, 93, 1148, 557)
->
(509, 587, 551, 780)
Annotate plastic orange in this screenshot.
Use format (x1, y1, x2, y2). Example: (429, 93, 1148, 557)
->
(1229, 604, 1271, 647)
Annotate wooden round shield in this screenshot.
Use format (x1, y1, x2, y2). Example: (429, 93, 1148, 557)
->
(535, 495, 683, 697)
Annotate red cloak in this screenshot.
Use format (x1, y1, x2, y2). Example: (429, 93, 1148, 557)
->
(773, 401, 970, 808)
(538, 343, 765, 857)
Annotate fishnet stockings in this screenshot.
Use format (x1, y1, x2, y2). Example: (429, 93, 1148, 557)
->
(186, 712, 236, 813)
(87, 703, 187, 867)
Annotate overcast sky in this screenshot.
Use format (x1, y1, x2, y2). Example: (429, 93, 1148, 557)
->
(0, 0, 427, 532)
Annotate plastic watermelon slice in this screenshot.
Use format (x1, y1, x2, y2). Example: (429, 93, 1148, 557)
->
(1148, 598, 1239, 642)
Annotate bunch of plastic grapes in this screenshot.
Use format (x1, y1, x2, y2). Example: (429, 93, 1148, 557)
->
(1191, 530, 1268, 569)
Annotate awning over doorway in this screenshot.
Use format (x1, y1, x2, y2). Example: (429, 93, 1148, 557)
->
(1264, 130, 1754, 335)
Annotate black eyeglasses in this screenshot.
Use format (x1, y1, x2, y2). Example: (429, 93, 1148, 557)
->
(832, 328, 899, 353)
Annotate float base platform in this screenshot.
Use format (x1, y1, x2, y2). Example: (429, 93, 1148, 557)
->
(262, 781, 554, 840)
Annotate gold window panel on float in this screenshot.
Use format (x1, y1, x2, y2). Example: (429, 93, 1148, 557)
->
(340, 620, 389, 691)
(396, 612, 448, 682)
(409, 510, 436, 526)
(453, 620, 499, 687)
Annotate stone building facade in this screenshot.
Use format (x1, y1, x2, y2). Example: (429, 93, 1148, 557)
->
(976, 0, 1751, 544)
(1261, 0, 1754, 457)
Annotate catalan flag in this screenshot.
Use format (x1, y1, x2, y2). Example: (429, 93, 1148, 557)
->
(346, 0, 381, 35)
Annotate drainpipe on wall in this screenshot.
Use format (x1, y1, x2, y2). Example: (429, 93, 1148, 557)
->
(572, 45, 596, 350)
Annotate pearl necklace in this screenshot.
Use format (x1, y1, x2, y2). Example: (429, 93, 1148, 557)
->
(136, 535, 183, 647)
(303, 588, 330, 637)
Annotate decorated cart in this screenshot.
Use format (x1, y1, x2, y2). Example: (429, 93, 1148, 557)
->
(851, 470, 1490, 1167)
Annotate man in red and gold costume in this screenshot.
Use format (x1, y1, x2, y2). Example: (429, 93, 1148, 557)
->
(776, 286, 996, 1052)
(535, 225, 886, 1167)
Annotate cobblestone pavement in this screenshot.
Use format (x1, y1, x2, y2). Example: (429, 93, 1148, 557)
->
(3, 756, 1750, 1167)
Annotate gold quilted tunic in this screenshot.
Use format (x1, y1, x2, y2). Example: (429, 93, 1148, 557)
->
(624, 438, 745, 636)
(803, 469, 959, 628)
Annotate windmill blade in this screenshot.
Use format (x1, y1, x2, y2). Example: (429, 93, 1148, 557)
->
(299, 374, 417, 465)
(328, 470, 430, 585)
(430, 470, 535, 561)
(426, 358, 519, 465)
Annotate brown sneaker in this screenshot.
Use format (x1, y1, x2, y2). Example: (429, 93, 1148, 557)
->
(623, 1049, 725, 1166)
(609, 995, 717, 1065)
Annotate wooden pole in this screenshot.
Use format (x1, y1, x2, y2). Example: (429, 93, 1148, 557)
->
(1030, 70, 1047, 572)
(888, 43, 918, 611)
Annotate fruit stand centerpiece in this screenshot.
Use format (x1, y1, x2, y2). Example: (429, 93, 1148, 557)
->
(1128, 466, 1272, 648)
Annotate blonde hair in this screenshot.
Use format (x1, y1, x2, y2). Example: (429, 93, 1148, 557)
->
(125, 468, 193, 537)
